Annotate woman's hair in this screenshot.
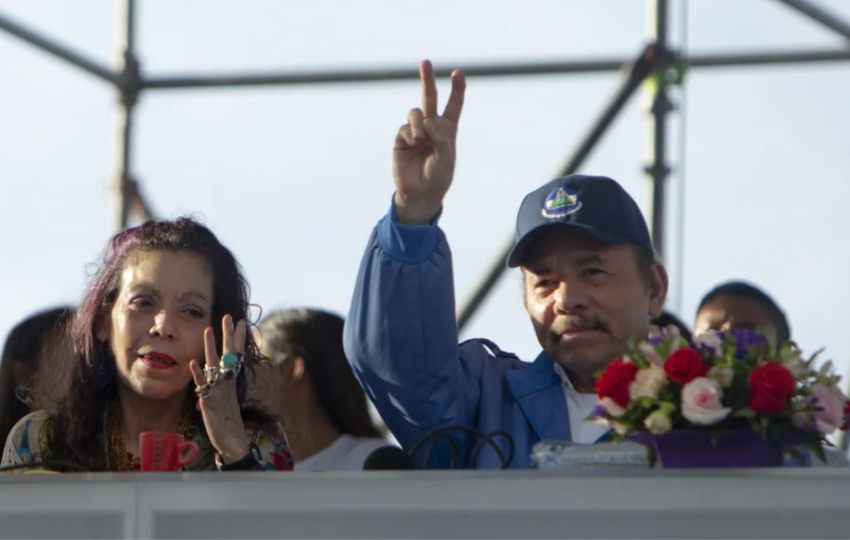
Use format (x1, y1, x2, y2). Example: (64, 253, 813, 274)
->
(40, 217, 270, 470)
(258, 308, 381, 438)
(0, 306, 73, 446)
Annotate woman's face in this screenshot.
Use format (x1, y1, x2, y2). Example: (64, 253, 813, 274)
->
(97, 249, 214, 401)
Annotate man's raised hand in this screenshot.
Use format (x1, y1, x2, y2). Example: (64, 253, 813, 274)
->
(393, 59, 466, 224)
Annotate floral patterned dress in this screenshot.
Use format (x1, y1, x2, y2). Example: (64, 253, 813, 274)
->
(1, 410, 293, 472)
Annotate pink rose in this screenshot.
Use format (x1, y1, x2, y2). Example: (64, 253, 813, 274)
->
(681, 377, 732, 425)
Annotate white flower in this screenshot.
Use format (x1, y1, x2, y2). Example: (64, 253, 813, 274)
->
(644, 409, 673, 435)
(629, 364, 668, 399)
(668, 333, 688, 353)
(611, 420, 630, 435)
(694, 331, 723, 356)
(707, 365, 735, 388)
(681, 377, 732, 425)
(638, 342, 663, 366)
(598, 396, 627, 418)
(791, 397, 816, 431)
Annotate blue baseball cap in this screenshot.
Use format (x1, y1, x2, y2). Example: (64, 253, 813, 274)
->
(506, 174, 654, 268)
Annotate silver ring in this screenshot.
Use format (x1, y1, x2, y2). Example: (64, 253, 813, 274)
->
(204, 365, 222, 385)
(195, 383, 213, 399)
(219, 366, 236, 381)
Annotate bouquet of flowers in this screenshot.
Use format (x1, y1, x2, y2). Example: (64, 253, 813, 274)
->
(593, 328, 850, 462)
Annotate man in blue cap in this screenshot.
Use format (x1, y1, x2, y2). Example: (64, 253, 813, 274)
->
(344, 60, 669, 468)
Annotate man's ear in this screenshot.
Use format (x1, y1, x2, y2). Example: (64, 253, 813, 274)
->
(648, 262, 669, 318)
(280, 356, 307, 386)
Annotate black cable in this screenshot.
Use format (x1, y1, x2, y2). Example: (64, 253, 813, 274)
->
(470, 430, 514, 468)
(0, 460, 89, 472)
(408, 424, 516, 469)
(422, 431, 460, 470)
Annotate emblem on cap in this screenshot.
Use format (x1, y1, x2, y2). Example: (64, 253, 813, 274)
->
(541, 186, 582, 219)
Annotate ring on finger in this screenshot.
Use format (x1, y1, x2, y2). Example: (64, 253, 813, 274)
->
(221, 352, 244, 377)
(221, 352, 243, 369)
(219, 366, 236, 381)
(195, 383, 214, 399)
(204, 365, 222, 385)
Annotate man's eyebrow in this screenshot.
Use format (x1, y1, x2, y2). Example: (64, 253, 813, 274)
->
(525, 264, 551, 275)
(575, 253, 605, 265)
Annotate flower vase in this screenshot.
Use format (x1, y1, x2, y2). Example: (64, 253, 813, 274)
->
(628, 428, 787, 468)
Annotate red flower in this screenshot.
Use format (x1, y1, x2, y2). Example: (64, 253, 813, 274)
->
(595, 359, 638, 408)
(748, 362, 795, 414)
(663, 347, 707, 384)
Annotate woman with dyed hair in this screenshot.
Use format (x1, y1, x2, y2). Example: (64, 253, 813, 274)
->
(1, 218, 291, 472)
(253, 308, 387, 470)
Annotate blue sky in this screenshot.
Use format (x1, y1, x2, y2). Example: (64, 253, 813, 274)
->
(2, 0, 849, 382)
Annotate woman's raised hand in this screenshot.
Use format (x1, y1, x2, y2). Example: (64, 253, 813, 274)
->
(393, 59, 466, 224)
(189, 314, 250, 464)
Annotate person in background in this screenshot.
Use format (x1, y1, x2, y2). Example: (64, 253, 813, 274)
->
(343, 60, 668, 468)
(694, 281, 790, 345)
(253, 308, 387, 471)
(0, 306, 74, 446)
(651, 310, 692, 342)
(2, 218, 292, 472)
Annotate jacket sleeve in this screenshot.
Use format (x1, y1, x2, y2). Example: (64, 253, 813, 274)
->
(344, 202, 482, 450)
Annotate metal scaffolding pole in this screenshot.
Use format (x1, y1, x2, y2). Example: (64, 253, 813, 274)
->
(0, 11, 117, 84)
(775, 0, 850, 42)
(138, 49, 850, 91)
(113, 0, 147, 230)
(646, 0, 673, 259)
(0, 1, 848, 291)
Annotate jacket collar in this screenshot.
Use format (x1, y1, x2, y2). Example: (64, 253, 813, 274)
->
(505, 351, 572, 442)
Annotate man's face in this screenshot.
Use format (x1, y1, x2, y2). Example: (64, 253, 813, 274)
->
(693, 294, 778, 343)
(521, 230, 667, 391)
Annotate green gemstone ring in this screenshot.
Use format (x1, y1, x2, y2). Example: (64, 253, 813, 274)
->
(222, 352, 241, 368)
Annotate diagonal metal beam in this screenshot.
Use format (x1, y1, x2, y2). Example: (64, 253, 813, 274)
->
(0, 10, 118, 85)
(775, 0, 850, 43)
(456, 45, 660, 331)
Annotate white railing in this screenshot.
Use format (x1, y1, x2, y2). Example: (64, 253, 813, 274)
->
(2, 469, 850, 538)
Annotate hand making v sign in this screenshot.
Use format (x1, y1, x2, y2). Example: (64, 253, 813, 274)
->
(392, 59, 466, 225)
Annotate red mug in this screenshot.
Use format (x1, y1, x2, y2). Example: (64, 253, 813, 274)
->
(139, 431, 200, 471)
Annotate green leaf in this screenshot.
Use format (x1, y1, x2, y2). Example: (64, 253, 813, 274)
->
(809, 442, 827, 464)
(733, 408, 757, 419)
(658, 401, 677, 415)
(646, 447, 657, 468)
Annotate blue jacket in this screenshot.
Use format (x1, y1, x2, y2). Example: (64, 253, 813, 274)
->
(344, 205, 589, 469)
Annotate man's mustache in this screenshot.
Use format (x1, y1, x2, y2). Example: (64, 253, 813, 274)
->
(550, 316, 608, 334)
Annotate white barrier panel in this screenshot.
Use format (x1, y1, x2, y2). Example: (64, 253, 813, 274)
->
(1, 469, 850, 538)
